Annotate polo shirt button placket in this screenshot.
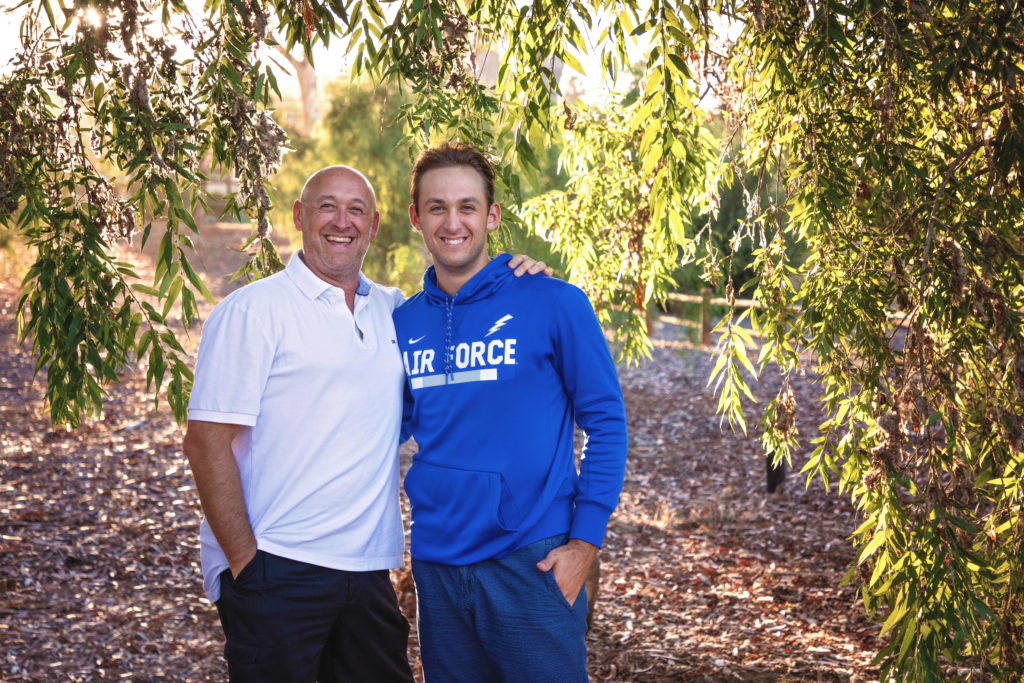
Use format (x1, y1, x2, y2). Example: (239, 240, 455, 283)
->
(320, 288, 340, 312)
(324, 288, 366, 342)
(352, 298, 373, 346)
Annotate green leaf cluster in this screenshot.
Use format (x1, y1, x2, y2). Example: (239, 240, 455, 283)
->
(1, 0, 288, 423)
(728, 1, 1024, 677)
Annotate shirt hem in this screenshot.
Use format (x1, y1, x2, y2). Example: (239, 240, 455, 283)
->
(187, 409, 258, 426)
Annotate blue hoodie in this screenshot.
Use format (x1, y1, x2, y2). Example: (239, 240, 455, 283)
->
(393, 253, 628, 566)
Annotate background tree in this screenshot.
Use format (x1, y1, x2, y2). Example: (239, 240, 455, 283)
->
(1, 0, 1022, 678)
(274, 47, 319, 136)
(1, 0, 288, 424)
(729, 2, 1024, 678)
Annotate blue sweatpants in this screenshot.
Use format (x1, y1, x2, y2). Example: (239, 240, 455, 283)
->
(411, 535, 589, 682)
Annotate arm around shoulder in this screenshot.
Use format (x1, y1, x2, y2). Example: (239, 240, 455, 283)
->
(507, 253, 550, 276)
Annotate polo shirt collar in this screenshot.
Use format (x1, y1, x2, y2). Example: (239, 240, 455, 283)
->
(285, 251, 371, 300)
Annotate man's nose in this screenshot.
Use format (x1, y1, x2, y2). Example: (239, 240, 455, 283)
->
(334, 206, 352, 227)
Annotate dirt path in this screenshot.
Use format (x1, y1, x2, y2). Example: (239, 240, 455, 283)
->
(0, 227, 880, 681)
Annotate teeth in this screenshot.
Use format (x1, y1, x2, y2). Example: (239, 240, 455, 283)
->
(443, 237, 466, 245)
(325, 236, 353, 244)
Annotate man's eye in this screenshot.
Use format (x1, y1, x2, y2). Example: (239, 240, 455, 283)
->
(318, 203, 335, 211)
(350, 207, 364, 215)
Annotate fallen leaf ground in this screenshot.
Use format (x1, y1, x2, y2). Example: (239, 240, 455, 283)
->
(0, 228, 881, 681)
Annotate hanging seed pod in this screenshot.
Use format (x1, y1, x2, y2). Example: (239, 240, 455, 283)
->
(772, 384, 796, 436)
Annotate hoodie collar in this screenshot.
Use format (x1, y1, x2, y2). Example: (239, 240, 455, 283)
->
(423, 253, 514, 306)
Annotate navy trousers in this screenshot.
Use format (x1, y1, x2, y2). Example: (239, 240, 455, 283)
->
(215, 550, 413, 682)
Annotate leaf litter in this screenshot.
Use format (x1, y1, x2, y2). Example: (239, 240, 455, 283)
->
(0, 229, 880, 681)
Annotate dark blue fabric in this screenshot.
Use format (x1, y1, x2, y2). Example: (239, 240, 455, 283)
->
(412, 535, 589, 682)
(215, 551, 412, 682)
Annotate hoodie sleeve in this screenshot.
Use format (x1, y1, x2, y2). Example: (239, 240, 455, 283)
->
(550, 284, 628, 548)
(399, 382, 414, 445)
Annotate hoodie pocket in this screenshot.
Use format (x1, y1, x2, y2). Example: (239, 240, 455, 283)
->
(405, 460, 524, 556)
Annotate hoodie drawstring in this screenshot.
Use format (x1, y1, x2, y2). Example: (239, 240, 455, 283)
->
(444, 296, 454, 383)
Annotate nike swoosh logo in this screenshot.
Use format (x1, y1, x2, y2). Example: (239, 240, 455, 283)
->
(408, 335, 426, 344)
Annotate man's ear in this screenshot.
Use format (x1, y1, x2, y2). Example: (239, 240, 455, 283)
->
(369, 211, 380, 241)
(409, 203, 421, 231)
(292, 200, 304, 233)
(486, 203, 501, 233)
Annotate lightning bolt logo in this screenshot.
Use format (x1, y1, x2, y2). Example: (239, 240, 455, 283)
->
(486, 314, 513, 337)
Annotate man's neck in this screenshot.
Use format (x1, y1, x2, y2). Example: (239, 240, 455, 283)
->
(435, 261, 489, 296)
(298, 250, 360, 311)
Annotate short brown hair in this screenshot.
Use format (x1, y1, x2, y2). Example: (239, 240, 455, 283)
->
(410, 142, 496, 210)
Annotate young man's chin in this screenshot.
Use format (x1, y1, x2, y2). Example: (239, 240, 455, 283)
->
(434, 253, 483, 272)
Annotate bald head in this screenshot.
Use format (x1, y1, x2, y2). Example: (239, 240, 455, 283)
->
(300, 166, 378, 216)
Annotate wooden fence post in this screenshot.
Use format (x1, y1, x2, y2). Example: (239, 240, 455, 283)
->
(700, 288, 712, 346)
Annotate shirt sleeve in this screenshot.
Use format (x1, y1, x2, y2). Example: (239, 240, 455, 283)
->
(550, 285, 628, 548)
(187, 296, 276, 426)
(386, 285, 407, 312)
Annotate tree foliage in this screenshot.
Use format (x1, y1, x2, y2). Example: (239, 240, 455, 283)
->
(2, 0, 1023, 678)
(731, 2, 1024, 678)
(1, 0, 289, 424)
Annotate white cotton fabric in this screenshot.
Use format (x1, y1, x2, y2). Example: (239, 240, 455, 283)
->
(188, 253, 406, 602)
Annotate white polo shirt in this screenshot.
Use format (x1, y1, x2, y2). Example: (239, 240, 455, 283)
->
(188, 253, 406, 602)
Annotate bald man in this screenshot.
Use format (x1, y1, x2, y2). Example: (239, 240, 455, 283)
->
(183, 166, 541, 682)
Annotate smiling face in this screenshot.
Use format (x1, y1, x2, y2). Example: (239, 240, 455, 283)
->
(293, 166, 380, 290)
(409, 165, 500, 295)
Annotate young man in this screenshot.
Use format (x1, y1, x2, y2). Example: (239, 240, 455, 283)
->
(183, 165, 543, 682)
(394, 143, 628, 681)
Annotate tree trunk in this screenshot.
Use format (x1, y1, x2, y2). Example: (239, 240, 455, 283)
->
(277, 48, 319, 136)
